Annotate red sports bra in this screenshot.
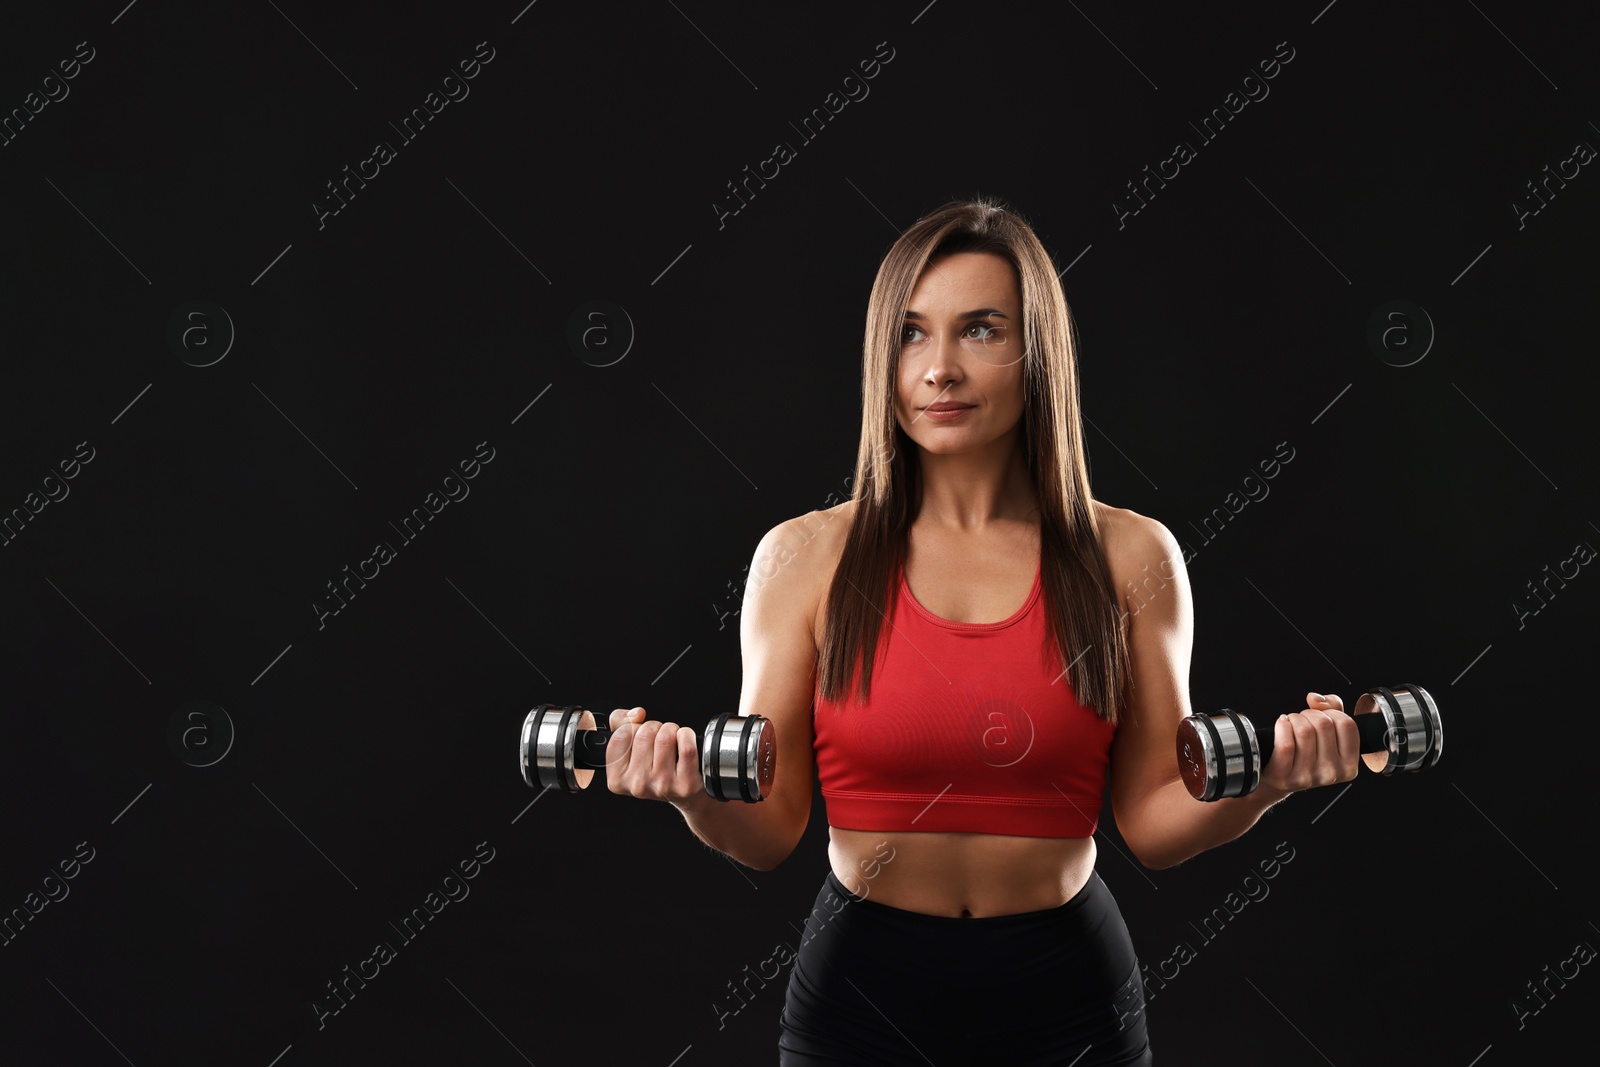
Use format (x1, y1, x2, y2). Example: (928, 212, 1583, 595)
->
(812, 558, 1116, 838)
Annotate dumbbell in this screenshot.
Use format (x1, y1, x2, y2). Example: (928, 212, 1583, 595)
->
(1176, 683, 1442, 801)
(519, 703, 777, 802)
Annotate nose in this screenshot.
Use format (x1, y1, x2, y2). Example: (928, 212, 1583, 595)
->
(924, 332, 963, 387)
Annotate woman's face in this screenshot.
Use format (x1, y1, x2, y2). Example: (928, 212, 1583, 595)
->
(894, 251, 1026, 455)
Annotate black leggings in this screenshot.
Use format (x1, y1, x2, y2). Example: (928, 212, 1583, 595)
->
(778, 867, 1154, 1065)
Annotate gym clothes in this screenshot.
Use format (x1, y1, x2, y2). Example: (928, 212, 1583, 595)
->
(777, 866, 1154, 1065)
(812, 558, 1117, 837)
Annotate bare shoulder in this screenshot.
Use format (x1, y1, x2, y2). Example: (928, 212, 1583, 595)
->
(1091, 500, 1133, 570)
(1091, 501, 1183, 597)
(750, 498, 857, 652)
(752, 499, 855, 589)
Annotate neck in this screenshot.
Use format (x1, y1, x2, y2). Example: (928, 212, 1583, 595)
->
(912, 429, 1038, 533)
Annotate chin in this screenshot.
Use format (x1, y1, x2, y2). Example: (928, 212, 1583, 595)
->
(912, 435, 971, 454)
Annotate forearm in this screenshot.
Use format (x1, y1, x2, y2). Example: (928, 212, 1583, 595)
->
(670, 789, 792, 872)
(1129, 775, 1294, 870)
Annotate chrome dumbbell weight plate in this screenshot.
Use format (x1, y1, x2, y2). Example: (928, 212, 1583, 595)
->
(521, 704, 602, 793)
(1177, 707, 1262, 801)
(700, 712, 777, 803)
(1354, 683, 1443, 775)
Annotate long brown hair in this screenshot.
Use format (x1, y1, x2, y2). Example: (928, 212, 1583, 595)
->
(816, 196, 1132, 724)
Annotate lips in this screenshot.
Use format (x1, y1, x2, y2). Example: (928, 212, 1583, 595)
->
(922, 402, 975, 412)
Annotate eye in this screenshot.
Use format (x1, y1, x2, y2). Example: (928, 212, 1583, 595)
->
(900, 322, 1005, 345)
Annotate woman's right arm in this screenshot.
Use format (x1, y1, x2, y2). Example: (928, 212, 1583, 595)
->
(606, 516, 821, 872)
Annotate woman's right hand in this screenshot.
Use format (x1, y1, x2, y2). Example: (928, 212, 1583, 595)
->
(605, 707, 705, 803)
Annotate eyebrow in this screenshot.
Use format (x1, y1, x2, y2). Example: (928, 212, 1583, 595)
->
(902, 308, 1009, 320)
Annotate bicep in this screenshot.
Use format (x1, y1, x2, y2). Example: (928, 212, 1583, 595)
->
(1108, 515, 1196, 824)
(736, 518, 820, 843)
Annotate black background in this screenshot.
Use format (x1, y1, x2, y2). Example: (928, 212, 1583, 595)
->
(2, 1, 1596, 1064)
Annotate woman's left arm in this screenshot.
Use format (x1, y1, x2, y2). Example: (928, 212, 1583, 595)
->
(1104, 512, 1362, 870)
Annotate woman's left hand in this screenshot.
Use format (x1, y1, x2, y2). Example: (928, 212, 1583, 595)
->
(1257, 692, 1363, 796)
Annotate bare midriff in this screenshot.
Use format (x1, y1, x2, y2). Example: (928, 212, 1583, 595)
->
(826, 825, 1097, 918)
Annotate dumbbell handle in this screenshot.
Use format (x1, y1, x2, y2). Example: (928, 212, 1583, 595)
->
(566, 720, 722, 770)
(1238, 706, 1394, 768)
(568, 724, 617, 770)
(582, 718, 769, 801)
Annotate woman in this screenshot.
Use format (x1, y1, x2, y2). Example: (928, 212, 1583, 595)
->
(604, 197, 1361, 1064)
